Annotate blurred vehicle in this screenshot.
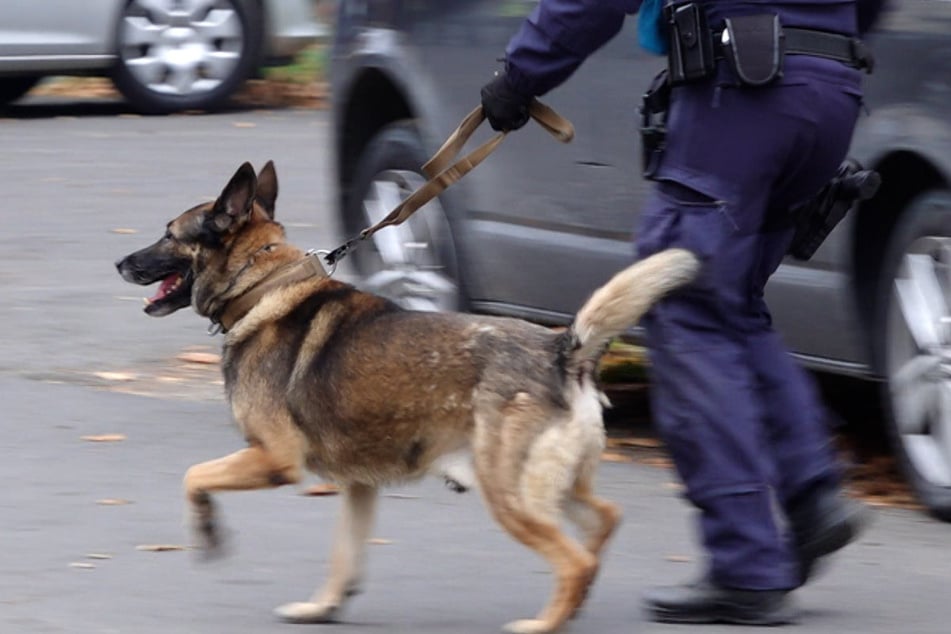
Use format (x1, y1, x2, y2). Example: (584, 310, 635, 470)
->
(328, 0, 951, 520)
(0, 0, 321, 113)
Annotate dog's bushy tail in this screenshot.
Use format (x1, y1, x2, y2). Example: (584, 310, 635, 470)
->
(566, 248, 699, 368)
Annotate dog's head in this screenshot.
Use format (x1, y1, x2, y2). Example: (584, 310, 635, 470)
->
(116, 161, 285, 319)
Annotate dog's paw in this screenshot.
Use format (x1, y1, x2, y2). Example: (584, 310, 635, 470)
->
(275, 601, 340, 624)
(444, 477, 469, 494)
(503, 619, 555, 634)
(188, 492, 229, 556)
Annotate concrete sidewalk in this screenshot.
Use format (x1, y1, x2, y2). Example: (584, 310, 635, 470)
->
(1, 375, 947, 634)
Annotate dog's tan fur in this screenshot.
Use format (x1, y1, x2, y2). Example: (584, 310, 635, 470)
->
(116, 161, 699, 633)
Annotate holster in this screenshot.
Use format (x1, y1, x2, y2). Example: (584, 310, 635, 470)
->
(788, 160, 881, 261)
(639, 69, 671, 178)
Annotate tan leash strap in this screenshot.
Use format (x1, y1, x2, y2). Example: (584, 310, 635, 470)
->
(324, 100, 573, 266)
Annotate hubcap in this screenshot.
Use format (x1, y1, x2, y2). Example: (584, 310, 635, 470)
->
(357, 170, 459, 312)
(119, 0, 244, 96)
(888, 236, 951, 487)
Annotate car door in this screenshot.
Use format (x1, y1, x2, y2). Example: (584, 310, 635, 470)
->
(402, 1, 652, 322)
(0, 0, 118, 62)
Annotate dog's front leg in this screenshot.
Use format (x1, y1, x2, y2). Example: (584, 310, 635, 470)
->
(183, 443, 303, 552)
(275, 481, 378, 624)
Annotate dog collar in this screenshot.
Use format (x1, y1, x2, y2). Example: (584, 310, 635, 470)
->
(212, 252, 328, 334)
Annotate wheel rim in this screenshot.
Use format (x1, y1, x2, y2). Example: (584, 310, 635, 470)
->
(357, 169, 459, 312)
(888, 235, 951, 487)
(119, 0, 244, 96)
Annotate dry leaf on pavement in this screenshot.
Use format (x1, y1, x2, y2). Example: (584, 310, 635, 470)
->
(176, 352, 221, 365)
(81, 434, 126, 442)
(97, 498, 132, 506)
(301, 483, 339, 496)
(136, 544, 187, 552)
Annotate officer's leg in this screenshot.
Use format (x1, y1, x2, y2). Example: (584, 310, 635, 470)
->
(748, 229, 870, 583)
(636, 181, 799, 625)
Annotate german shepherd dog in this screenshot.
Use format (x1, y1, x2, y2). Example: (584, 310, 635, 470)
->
(116, 161, 698, 633)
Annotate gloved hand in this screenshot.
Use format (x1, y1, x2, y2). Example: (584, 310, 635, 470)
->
(480, 72, 532, 132)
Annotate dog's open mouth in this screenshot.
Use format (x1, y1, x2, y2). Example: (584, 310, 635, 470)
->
(144, 271, 193, 316)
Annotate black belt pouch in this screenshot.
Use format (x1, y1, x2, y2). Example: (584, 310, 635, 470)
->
(667, 2, 715, 85)
(721, 14, 785, 86)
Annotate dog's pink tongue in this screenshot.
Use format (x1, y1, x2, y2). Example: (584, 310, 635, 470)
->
(149, 273, 182, 302)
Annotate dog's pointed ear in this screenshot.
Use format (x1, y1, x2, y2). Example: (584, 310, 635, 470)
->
(255, 160, 278, 219)
(211, 162, 257, 232)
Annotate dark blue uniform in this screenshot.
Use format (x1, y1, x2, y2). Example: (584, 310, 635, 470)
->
(501, 0, 871, 592)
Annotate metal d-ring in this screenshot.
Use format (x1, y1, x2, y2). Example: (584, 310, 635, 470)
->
(309, 249, 338, 277)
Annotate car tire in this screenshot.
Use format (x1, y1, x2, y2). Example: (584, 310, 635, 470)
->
(344, 120, 465, 312)
(111, 0, 262, 113)
(0, 76, 41, 106)
(877, 190, 951, 520)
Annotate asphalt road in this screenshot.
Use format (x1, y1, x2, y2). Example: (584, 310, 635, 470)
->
(1, 95, 950, 634)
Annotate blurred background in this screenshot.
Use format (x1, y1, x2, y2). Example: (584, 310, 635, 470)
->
(2, 2, 951, 632)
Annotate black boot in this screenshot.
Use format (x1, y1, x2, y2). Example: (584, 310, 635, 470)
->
(643, 578, 798, 625)
(788, 484, 871, 584)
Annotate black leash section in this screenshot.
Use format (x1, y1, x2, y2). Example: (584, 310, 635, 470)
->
(323, 100, 574, 268)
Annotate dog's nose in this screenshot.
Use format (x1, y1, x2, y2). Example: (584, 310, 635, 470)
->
(115, 257, 126, 273)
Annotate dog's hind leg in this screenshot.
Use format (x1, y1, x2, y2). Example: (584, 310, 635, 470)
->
(275, 481, 378, 624)
(475, 396, 598, 634)
(564, 424, 621, 558)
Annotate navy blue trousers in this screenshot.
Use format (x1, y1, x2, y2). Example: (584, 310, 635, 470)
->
(635, 60, 862, 590)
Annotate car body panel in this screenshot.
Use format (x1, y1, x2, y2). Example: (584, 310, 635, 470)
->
(0, 0, 318, 74)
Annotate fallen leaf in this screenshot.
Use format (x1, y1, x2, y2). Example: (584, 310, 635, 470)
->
(606, 436, 662, 449)
(640, 458, 674, 469)
(93, 371, 136, 382)
(69, 562, 96, 569)
(110, 228, 138, 234)
(367, 538, 392, 545)
(97, 498, 132, 506)
(600, 451, 633, 463)
(384, 493, 420, 499)
(136, 544, 187, 552)
(82, 434, 126, 443)
(233, 121, 257, 128)
(176, 352, 221, 365)
(86, 553, 112, 560)
(665, 555, 691, 563)
(301, 483, 339, 496)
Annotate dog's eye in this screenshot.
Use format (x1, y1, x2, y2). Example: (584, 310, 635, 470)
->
(163, 230, 174, 242)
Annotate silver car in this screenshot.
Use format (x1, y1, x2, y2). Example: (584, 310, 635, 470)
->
(0, 0, 321, 113)
(329, 1, 951, 520)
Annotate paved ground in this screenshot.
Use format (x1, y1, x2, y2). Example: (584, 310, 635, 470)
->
(3, 375, 951, 634)
(0, 95, 949, 634)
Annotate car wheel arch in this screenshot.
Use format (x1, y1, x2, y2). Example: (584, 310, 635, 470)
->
(337, 67, 416, 211)
(851, 149, 948, 374)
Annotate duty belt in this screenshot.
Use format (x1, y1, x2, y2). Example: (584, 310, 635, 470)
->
(716, 26, 875, 73)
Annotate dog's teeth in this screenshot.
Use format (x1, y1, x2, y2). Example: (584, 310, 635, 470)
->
(143, 297, 152, 306)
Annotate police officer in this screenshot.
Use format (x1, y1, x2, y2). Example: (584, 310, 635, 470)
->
(481, 0, 885, 625)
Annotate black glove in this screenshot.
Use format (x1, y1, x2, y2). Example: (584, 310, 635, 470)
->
(480, 72, 532, 132)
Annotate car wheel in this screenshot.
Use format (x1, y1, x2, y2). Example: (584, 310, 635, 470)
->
(344, 121, 464, 312)
(0, 76, 41, 106)
(112, 0, 262, 113)
(879, 190, 951, 520)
